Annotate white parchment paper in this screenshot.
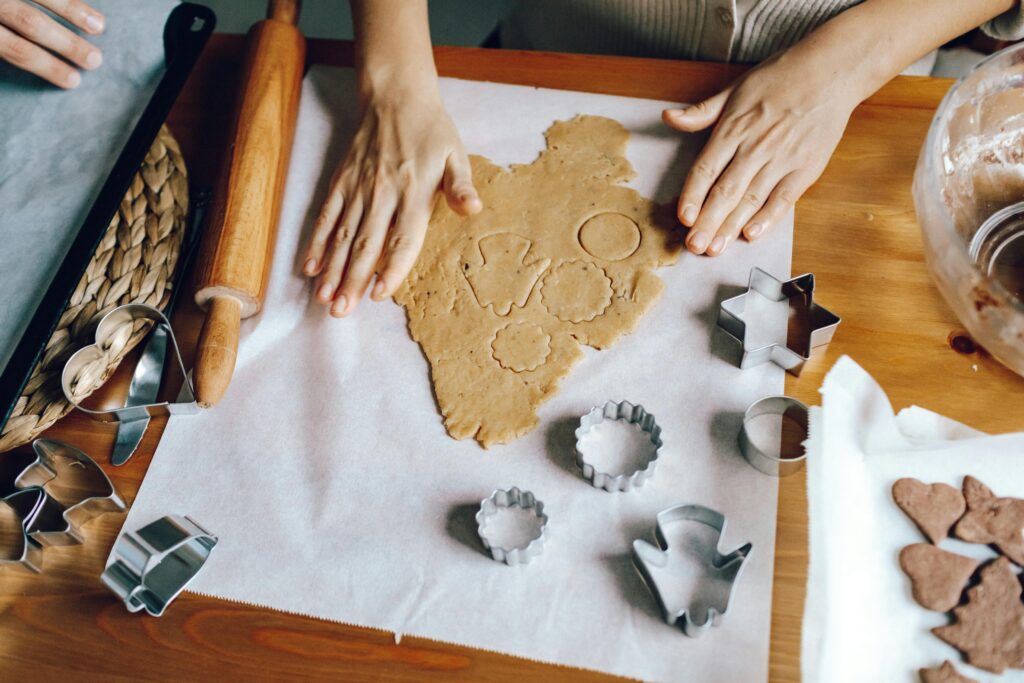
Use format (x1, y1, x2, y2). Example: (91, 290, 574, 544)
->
(123, 66, 795, 682)
(0, 0, 178, 374)
(803, 356, 1024, 683)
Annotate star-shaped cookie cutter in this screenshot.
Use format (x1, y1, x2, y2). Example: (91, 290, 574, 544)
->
(102, 514, 218, 617)
(61, 303, 199, 423)
(0, 439, 126, 571)
(632, 504, 752, 637)
(717, 267, 840, 376)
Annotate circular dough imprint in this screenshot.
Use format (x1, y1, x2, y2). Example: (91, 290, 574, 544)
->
(491, 322, 552, 372)
(540, 260, 614, 324)
(577, 213, 641, 261)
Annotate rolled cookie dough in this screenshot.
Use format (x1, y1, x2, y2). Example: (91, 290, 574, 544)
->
(393, 115, 680, 447)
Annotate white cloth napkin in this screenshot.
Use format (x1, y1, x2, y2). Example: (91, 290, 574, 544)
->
(803, 356, 1024, 682)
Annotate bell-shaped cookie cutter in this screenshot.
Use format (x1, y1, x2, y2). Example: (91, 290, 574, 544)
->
(101, 514, 218, 617)
(575, 400, 663, 492)
(475, 487, 548, 565)
(61, 303, 199, 423)
(739, 396, 808, 477)
(632, 504, 752, 636)
(717, 267, 840, 376)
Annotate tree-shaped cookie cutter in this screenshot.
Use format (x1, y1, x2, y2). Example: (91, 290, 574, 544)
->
(0, 438, 126, 571)
(717, 267, 840, 376)
(102, 514, 218, 617)
(475, 487, 548, 566)
(575, 400, 663, 492)
(632, 504, 752, 636)
(61, 303, 199, 422)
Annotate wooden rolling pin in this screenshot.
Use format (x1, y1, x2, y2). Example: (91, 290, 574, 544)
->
(193, 0, 305, 407)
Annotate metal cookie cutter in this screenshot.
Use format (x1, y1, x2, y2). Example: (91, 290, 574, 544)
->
(575, 401, 663, 492)
(739, 396, 809, 477)
(632, 504, 752, 636)
(102, 514, 218, 617)
(0, 439, 125, 570)
(61, 303, 199, 425)
(475, 487, 548, 566)
(717, 267, 840, 376)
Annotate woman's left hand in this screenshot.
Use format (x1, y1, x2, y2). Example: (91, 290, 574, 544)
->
(663, 48, 859, 256)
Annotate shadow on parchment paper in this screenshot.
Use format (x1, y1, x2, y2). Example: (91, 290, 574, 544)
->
(629, 120, 708, 207)
(445, 503, 492, 560)
(543, 415, 583, 481)
(695, 282, 747, 368)
(602, 552, 664, 623)
(709, 408, 748, 471)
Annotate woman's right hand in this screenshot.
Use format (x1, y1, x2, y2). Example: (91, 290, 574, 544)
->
(0, 0, 105, 88)
(303, 83, 482, 318)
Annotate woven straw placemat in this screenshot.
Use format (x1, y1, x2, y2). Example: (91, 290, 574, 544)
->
(0, 124, 189, 453)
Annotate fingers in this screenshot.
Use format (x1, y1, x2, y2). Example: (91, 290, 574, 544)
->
(707, 165, 780, 254)
(663, 88, 730, 133)
(0, 23, 78, 87)
(685, 154, 767, 256)
(33, 0, 105, 34)
(1, 0, 100, 69)
(740, 171, 812, 242)
(315, 195, 363, 307)
(332, 189, 395, 316)
(304, 171, 347, 277)
(676, 123, 741, 230)
(442, 149, 481, 216)
(372, 192, 430, 301)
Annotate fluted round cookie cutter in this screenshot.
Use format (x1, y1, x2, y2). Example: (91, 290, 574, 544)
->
(475, 487, 548, 566)
(738, 396, 809, 477)
(574, 400, 663, 492)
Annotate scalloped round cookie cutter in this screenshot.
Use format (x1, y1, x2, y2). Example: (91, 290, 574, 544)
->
(475, 487, 548, 566)
(738, 396, 809, 477)
(101, 514, 218, 617)
(574, 400, 663, 492)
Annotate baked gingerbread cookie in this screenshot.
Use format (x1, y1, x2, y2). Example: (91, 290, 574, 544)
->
(919, 661, 978, 683)
(933, 557, 1024, 674)
(892, 478, 966, 544)
(899, 543, 979, 612)
(954, 476, 1024, 565)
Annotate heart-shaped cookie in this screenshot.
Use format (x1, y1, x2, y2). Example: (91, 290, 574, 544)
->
(900, 543, 980, 612)
(892, 478, 966, 544)
(955, 476, 1024, 565)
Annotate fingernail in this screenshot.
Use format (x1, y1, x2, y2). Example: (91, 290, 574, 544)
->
(303, 258, 318, 275)
(85, 13, 104, 33)
(746, 223, 764, 239)
(688, 232, 710, 253)
(317, 282, 333, 301)
(65, 71, 81, 88)
(85, 50, 102, 69)
(331, 295, 348, 317)
(682, 205, 698, 226)
(709, 236, 727, 254)
(371, 281, 386, 300)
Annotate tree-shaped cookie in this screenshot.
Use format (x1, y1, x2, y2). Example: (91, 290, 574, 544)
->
(393, 115, 680, 447)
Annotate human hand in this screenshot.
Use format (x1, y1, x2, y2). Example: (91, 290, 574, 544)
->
(304, 85, 482, 317)
(663, 50, 858, 256)
(0, 0, 104, 88)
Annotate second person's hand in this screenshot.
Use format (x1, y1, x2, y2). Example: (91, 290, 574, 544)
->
(0, 0, 105, 88)
(303, 83, 481, 317)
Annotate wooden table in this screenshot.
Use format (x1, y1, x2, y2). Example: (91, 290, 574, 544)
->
(3, 36, 1023, 682)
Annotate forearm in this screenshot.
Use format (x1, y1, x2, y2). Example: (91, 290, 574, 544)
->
(787, 0, 1015, 103)
(351, 0, 436, 99)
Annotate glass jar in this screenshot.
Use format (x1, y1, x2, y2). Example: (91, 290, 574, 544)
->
(914, 43, 1024, 377)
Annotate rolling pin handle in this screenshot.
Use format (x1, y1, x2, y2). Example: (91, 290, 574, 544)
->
(267, 0, 301, 25)
(193, 296, 243, 408)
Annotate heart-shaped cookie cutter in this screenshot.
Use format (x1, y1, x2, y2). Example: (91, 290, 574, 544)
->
(61, 303, 199, 423)
(102, 514, 218, 617)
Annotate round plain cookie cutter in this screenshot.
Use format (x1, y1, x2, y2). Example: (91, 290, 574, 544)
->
(475, 487, 548, 566)
(575, 400, 663, 492)
(738, 396, 809, 477)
